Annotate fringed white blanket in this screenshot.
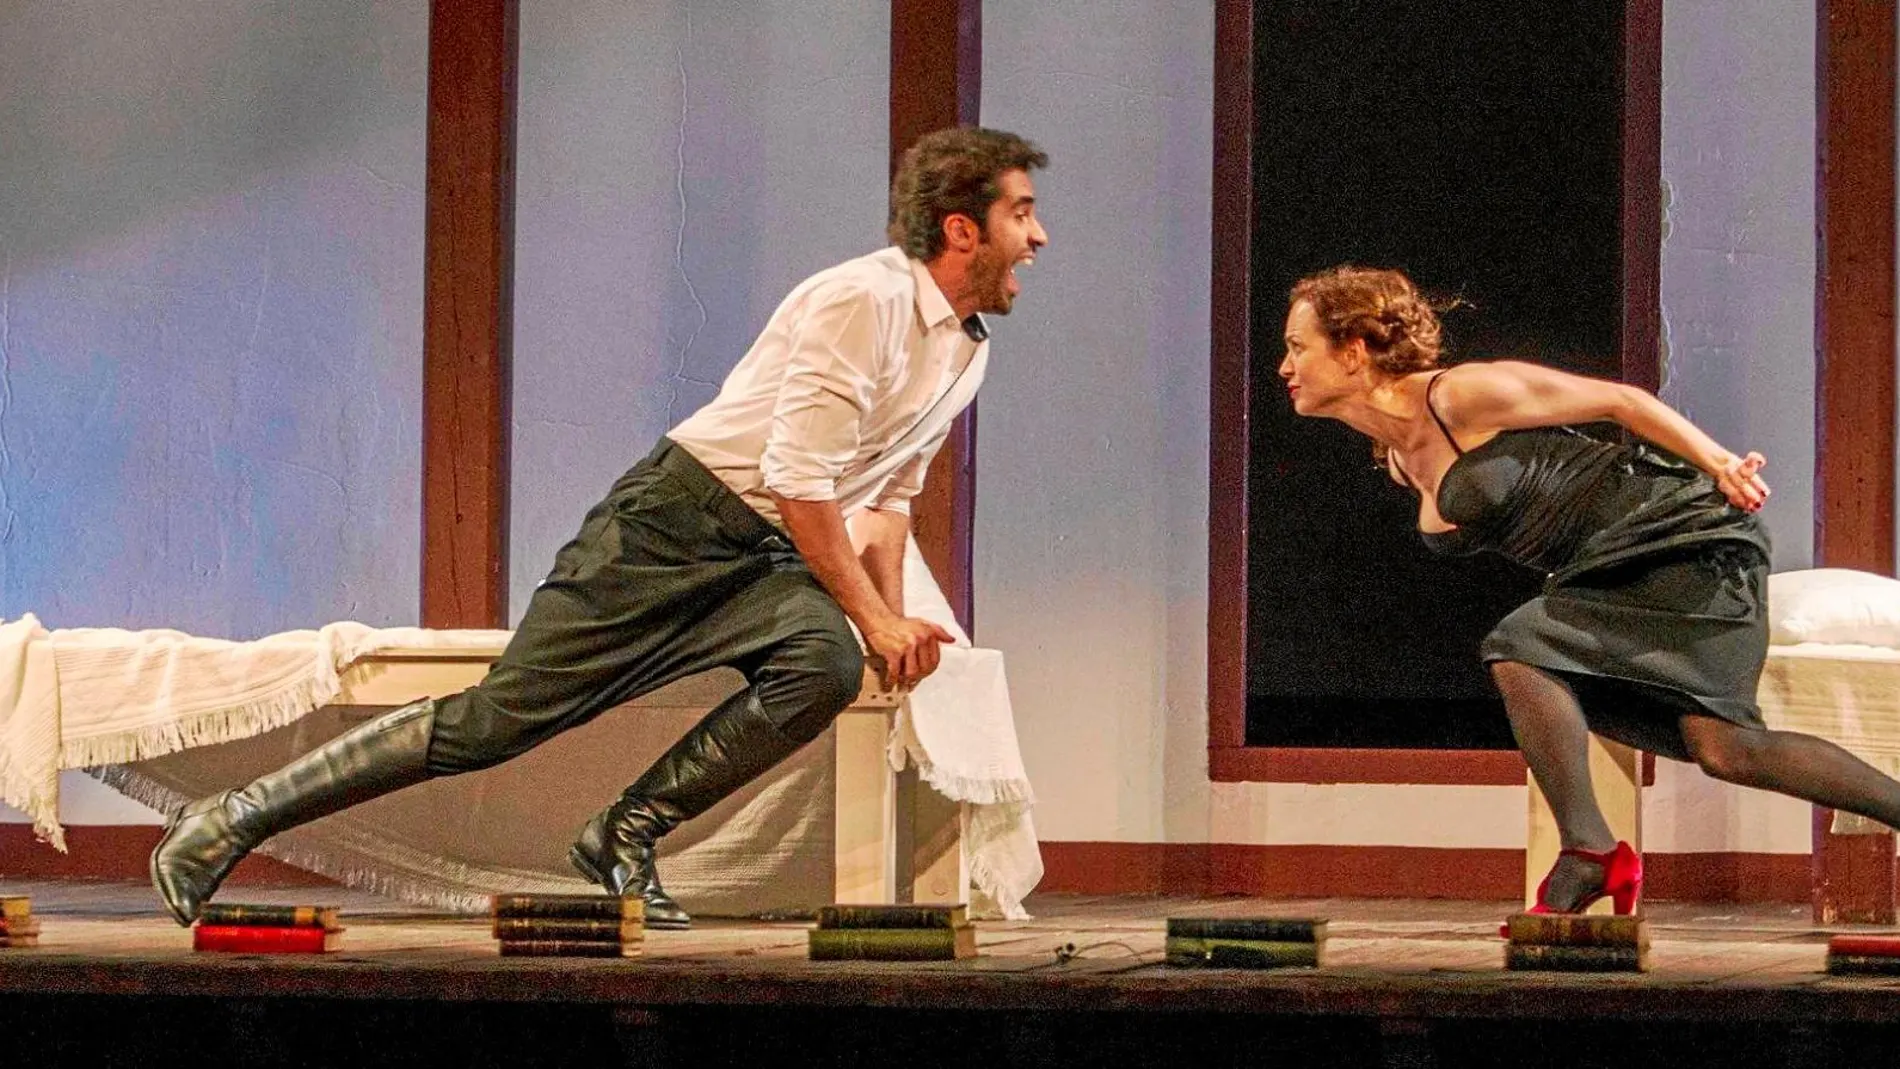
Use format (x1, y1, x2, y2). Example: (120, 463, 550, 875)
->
(0, 614, 507, 851)
(890, 648, 1042, 919)
(888, 538, 1042, 920)
(0, 535, 1042, 916)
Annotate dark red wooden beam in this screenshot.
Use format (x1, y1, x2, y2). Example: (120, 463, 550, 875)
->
(890, 0, 981, 634)
(1815, 0, 1896, 576)
(421, 0, 518, 629)
(1206, 0, 1253, 752)
(1620, 0, 1663, 393)
(1812, 0, 1897, 926)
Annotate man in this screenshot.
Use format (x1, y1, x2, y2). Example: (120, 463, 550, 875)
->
(150, 126, 1049, 929)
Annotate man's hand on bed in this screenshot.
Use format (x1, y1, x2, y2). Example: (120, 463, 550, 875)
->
(864, 617, 956, 689)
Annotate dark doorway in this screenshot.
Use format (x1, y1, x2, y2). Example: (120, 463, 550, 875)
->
(1244, 0, 1632, 749)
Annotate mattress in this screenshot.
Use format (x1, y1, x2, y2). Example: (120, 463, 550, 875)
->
(1758, 642, 1900, 833)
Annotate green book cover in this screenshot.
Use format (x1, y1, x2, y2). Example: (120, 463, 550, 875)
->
(198, 904, 342, 930)
(1165, 917, 1326, 943)
(808, 925, 976, 961)
(816, 904, 968, 929)
(490, 894, 641, 921)
(492, 916, 643, 942)
(1505, 944, 1647, 973)
(1165, 937, 1321, 969)
(1825, 953, 1900, 976)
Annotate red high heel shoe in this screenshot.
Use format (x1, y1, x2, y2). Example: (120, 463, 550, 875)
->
(1499, 841, 1642, 937)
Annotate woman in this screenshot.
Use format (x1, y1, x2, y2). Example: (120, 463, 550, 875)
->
(1279, 265, 1900, 917)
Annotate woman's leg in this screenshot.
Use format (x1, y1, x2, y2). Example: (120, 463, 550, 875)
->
(1491, 661, 1619, 909)
(1679, 715, 1900, 828)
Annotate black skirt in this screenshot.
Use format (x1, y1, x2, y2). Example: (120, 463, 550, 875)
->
(1479, 541, 1769, 762)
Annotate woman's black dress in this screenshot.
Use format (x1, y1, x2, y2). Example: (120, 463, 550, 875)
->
(1417, 376, 1774, 761)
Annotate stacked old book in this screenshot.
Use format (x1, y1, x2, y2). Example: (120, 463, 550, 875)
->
(490, 894, 643, 958)
(808, 903, 976, 961)
(0, 897, 38, 949)
(192, 903, 343, 953)
(1503, 913, 1649, 972)
(1164, 917, 1326, 969)
(1824, 934, 1900, 975)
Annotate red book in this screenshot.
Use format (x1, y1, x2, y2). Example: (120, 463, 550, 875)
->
(1826, 935, 1900, 958)
(193, 924, 341, 954)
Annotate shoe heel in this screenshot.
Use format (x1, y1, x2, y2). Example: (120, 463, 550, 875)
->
(1611, 884, 1639, 915)
(1605, 840, 1643, 915)
(568, 845, 604, 886)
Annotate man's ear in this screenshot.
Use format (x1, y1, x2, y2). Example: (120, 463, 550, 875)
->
(942, 212, 980, 253)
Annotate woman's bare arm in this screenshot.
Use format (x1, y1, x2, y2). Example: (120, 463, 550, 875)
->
(1434, 361, 1768, 511)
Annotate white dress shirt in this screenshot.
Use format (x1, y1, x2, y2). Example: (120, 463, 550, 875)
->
(667, 246, 988, 529)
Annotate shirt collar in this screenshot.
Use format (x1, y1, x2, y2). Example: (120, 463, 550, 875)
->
(907, 254, 989, 344)
(908, 255, 959, 332)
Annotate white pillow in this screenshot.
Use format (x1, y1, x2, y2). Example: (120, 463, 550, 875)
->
(1768, 568, 1900, 647)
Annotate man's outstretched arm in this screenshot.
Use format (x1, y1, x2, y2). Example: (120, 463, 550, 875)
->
(772, 493, 952, 688)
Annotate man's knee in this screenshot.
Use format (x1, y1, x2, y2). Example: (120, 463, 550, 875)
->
(761, 634, 865, 744)
(422, 692, 546, 776)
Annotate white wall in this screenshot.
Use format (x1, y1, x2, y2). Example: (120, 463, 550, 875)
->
(508, 0, 889, 616)
(1649, 0, 1818, 853)
(1657, 0, 1816, 575)
(978, 0, 1216, 845)
(0, 0, 428, 827)
(5, 0, 889, 828)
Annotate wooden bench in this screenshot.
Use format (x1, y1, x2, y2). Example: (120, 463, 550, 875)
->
(334, 647, 968, 907)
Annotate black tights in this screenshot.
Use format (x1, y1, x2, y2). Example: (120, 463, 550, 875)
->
(1492, 660, 1900, 910)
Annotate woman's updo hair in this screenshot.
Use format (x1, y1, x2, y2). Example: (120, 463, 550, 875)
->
(1289, 266, 1447, 375)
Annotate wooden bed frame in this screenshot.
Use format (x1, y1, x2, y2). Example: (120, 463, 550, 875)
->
(331, 648, 969, 908)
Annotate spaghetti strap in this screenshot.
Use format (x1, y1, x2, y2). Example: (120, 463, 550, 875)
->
(1424, 370, 1464, 456)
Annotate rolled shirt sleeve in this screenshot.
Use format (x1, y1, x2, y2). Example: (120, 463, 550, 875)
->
(760, 285, 885, 502)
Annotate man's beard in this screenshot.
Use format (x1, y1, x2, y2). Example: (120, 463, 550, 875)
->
(971, 241, 1014, 315)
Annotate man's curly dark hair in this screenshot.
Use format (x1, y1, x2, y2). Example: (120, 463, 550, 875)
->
(887, 127, 1047, 260)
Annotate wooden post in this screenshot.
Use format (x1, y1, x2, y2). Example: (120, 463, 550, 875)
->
(890, 0, 981, 635)
(1620, 0, 1663, 393)
(1812, 0, 1898, 925)
(1206, 0, 1253, 755)
(421, 0, 518, 629)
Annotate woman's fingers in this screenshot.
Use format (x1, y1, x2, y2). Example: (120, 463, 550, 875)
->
(1719, 452, 1770, 511)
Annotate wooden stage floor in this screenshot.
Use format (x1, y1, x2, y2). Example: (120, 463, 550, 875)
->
(5, 880, 1900, 1067)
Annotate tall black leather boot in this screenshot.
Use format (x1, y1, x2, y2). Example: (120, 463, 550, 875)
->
(569, 689, 804, 929)
(150, 700, 439, 926)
